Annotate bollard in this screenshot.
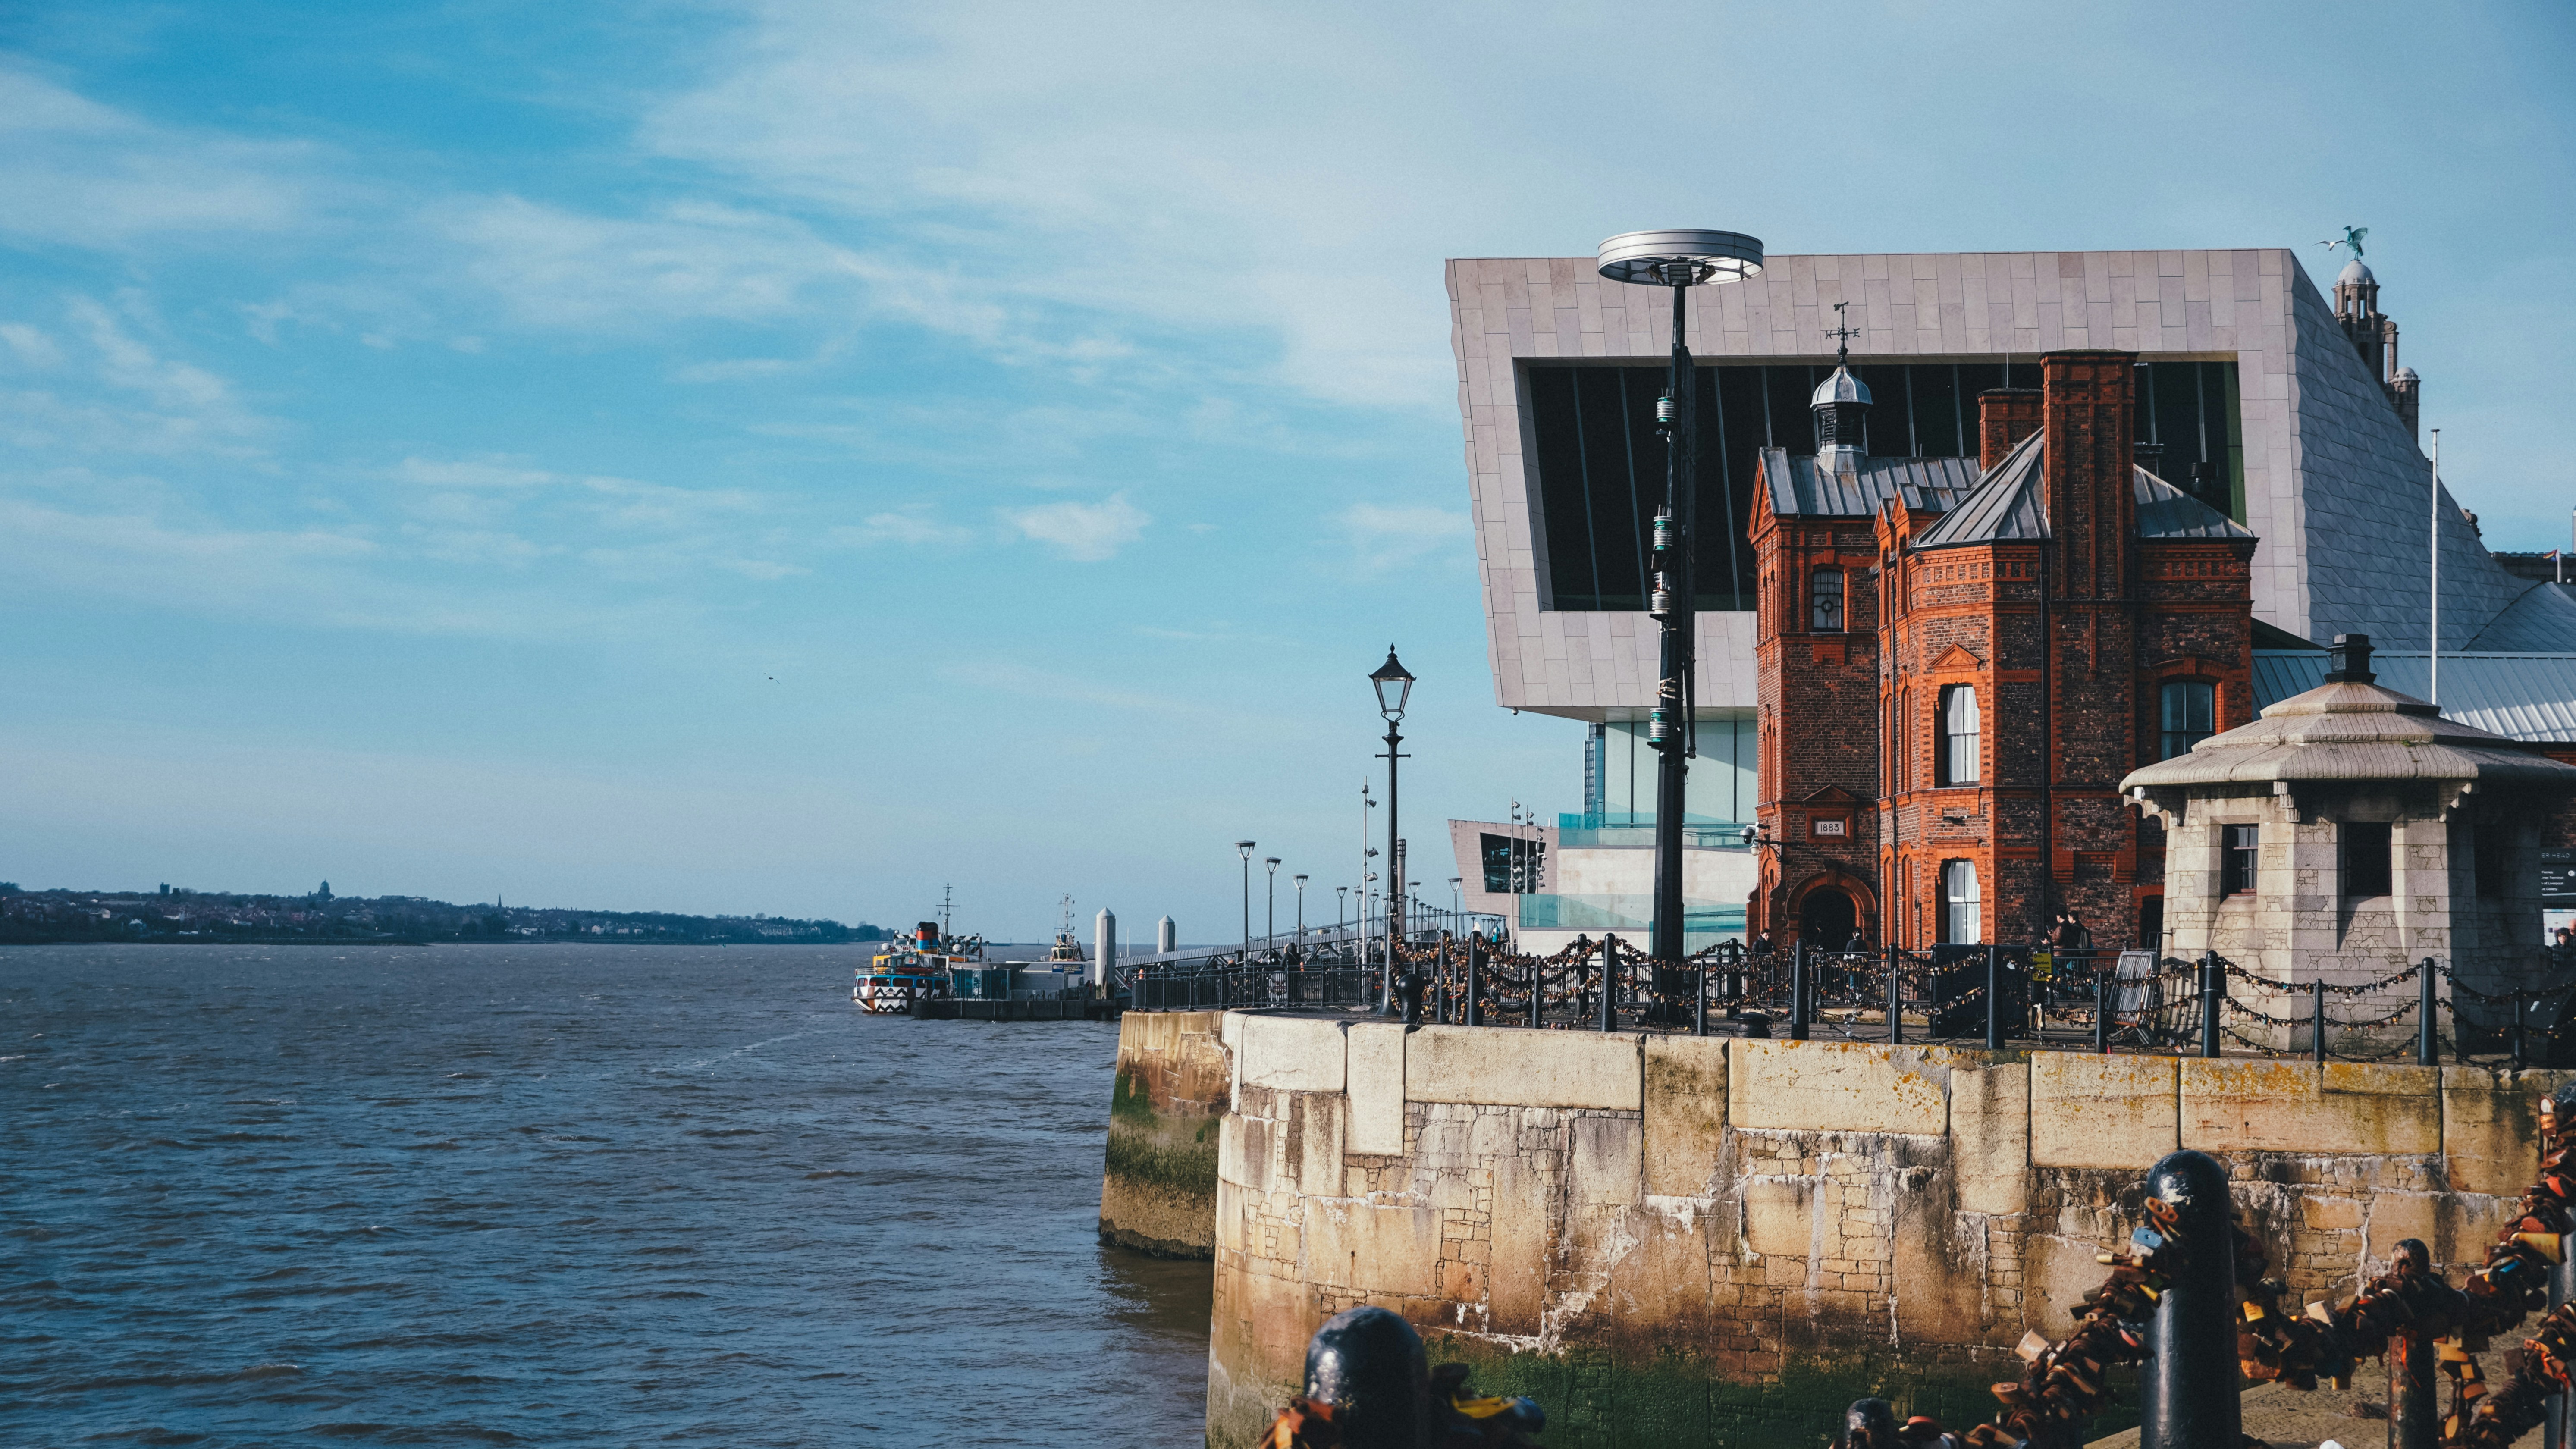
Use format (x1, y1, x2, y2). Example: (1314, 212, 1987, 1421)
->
(1399, 959, 1425, 1029)
(2137, 1149, 2241, 1449)
(2095, 972, 2112, 1054)
(2199, 952, 2221, 1058)
(2313, 979, 2328, 1063)
(1886, 944, 1902, 1046)
(1463, 935, 1481, 1028)
(2388, 1239, 2440, 1449)
(1790, 941, 1810, 1041)
(1598, 936, 1617, 1032)
(2419, 957, 2439, 1066)
(1983, 944, 2002, 1051)
(1295, 1305, 1431, 1449)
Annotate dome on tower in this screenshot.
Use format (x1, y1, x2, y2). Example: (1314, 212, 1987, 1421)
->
(1811, 365, 1870, 407)
(2338, 257, 2375, 287)
(2394, 366, 2419, 382)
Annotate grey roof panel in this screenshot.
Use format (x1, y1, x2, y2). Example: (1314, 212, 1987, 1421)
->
(1759, 448, 1980, 519)
(2134, 469, 2256, 541)
(2253, 649, 2576, 742)
(1913, 431, 2046, 547)
(2467, 583, 2576, 652)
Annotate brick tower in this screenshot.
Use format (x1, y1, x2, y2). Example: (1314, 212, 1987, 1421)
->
(1751, 351, 2258, 952)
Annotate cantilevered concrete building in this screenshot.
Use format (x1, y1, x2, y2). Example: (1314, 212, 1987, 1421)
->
(1443, 246, 2576, 949)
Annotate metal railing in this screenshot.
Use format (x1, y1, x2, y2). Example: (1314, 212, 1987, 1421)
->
(1127, 933, 2576, 1065)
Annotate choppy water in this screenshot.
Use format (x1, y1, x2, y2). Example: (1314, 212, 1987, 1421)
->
(0, 944, 1211, 1447)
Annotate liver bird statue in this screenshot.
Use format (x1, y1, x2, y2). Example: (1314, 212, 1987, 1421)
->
(2322, 225, 2369, 258)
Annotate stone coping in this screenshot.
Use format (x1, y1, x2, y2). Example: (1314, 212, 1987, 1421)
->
(1221, 1010, 2569, 1179)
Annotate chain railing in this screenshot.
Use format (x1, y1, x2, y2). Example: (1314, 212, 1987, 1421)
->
(1125, 933, 2576, 1066)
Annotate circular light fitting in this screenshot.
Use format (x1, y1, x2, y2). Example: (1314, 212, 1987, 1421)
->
(1597, 229, 1764, 287)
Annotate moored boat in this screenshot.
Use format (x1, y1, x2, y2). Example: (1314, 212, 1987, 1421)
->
(855, 919, 983, 1013)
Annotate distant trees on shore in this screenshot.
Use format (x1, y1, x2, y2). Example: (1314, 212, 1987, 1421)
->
(0, 883, 888, 945)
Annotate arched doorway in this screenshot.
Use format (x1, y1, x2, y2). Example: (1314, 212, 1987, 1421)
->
(1801, 887, 1857, 950)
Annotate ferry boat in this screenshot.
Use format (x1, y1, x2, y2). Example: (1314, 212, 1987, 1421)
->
(855, 918, 983, 1013)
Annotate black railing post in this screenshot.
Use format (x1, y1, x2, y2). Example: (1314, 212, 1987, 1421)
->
(1886, 944, 1902, 1045)
(2313, 979, 2328, 1063)
(1464, 935, 1481, 1028)
(2138, 1149, 2242, 1449)
(1790, 941, 1810, 1041)
(1434, 936, 1450, 1025)
(2419, 957, 2438, 1066)
(1693, 954, 1707, 1038)
(2389, 1239, 2441, 1449)
(2095, 972, 2111, 1054)
(1983, 944, 2002, 1051)
(2199, 952, 2221, 1059)
(1529, 953, 1543, 1030)
(1598, 936, 1617, 1032)
(2516, 995, 2530, 1071)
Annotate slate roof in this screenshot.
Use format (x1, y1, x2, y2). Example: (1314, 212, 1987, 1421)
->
(1912, 432, 2045, 546)
(2466, 582, 2576, 652)
(1907, 432, 2254, 549)
(1756, 447, 1980, 518)
(2254, 649, 2576, 743)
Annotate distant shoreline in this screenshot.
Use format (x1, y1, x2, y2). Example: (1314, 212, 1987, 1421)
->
(0, 937, 886, 948)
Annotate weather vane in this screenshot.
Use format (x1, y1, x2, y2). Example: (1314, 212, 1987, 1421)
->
(1827, 299, 1861, 367)
(2322, 225, 2369, 259)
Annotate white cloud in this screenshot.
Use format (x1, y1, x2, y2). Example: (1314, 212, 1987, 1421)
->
(838, 509, 965, 548)
(1003, 492, 1148, 562)
(1338, 502, 1465, 571)
(0, 65, 328, 250)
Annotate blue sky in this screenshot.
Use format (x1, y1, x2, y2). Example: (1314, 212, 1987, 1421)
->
(3, 1, 2571, 939)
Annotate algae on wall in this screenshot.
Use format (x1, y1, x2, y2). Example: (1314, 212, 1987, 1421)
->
(1099, 1010, 1228, 1258)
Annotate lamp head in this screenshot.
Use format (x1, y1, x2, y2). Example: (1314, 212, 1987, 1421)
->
(1265, 857, 1280, 869)
(1237, 840, 1255, 859)
(1597, 229, 1764, 288)
(1369, 645, 1415, 721)
(1294, 874, 1308, 884)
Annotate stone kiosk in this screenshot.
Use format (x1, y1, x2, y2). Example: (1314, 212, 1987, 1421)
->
(2121, 633, 2576, 1048)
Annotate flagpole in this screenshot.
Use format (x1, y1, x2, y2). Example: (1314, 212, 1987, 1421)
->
(2429, 428, 2441, 711)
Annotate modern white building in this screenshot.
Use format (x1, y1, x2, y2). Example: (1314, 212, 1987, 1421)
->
(1440, 245, 2576, 948)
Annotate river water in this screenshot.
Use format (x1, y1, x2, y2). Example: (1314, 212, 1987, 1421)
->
(0, 944, 1212, 1446)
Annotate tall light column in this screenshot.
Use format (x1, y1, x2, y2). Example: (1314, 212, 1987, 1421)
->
(1370, 647, 1415, 1012)
(1236, 840, 1255, 958)
(1596, 230, 1763, 984)
(1264, 856, 1280, 953)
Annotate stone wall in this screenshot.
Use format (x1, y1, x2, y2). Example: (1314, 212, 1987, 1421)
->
(1099, 1008, 1227, 1258)
(1207, 1012, 2567, 1448)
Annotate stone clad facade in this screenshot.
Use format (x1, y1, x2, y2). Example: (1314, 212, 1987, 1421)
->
(1200, 1011, 2562, 1449)
(1749, 352, 2259, 950)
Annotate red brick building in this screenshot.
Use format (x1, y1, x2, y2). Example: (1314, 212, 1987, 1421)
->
(1748, 350, 2259, 951)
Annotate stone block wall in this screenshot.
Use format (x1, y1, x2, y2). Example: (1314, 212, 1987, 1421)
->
(1205, 1012, 2568, 1448)
(1098, 1008, 1228, 1258)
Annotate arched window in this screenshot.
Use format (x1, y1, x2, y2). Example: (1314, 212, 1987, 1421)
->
(2159, 680, 2215, 760)
(1938, 685, 1980, 785)
(1810, 568, 1844, 632)
(1941, 859, 1980, 944)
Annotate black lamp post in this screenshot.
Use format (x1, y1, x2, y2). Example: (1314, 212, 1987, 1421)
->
(1596, 229, 1763, 987)
(1236, 840, 1255, 959)
(1293, 874, 1307, 950)
(1370, 646, 1414, 1012)
(1264, 856, 1280, 953)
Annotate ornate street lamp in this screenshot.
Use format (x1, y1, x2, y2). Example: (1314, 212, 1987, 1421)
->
(1370, 646, 1414, 1011)
(1597, 229, 1763, 988)
(1293, 873, 1308, 950)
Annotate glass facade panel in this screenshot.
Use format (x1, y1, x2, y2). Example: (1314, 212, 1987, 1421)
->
(1587, 715, 1755, 828)
(1525, 356, 2243, 611)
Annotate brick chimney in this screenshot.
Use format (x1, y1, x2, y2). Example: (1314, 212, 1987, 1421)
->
(2040, 351, 2139, 601)
(1977, 388, 2042, 470)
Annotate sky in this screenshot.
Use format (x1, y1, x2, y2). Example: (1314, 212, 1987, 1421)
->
(2, 1, 2572, 940)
